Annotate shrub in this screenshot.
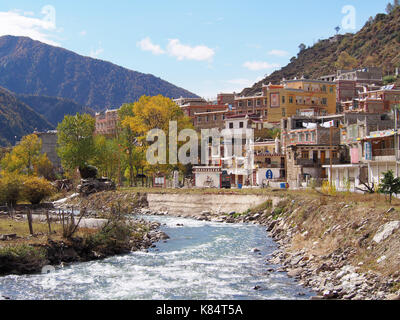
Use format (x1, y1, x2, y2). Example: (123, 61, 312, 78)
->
(0, 173, 24, 207)
(21, 176, 56, 205)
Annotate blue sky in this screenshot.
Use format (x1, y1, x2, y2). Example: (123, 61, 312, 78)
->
(0, 0, 390, 100)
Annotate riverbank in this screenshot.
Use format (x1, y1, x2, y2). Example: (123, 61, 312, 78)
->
(61, 189, 400, 300)
(0, 214, 169, 278)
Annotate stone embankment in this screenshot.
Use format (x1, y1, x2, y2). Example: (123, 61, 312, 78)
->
(62, 190, 400, 300)
(135, 196, 400, 300)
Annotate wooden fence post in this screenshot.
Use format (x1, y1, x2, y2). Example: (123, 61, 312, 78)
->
(27, 209, 34, 235)
(45, 210, 52, 234)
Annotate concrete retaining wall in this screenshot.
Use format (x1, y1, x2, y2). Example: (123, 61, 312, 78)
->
(147, 193, 282, 217)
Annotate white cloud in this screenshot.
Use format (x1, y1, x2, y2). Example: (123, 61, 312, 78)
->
(166, 39, 215, 61)
(79, 30, 87, 37)
(137, 37, 215, 62)
(137, 37, 165, 55)
(268, 49, 289, 57)
(243, 61, 280, 71)
(0, 9, 59, 45)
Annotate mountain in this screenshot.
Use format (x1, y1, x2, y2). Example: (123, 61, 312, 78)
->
(16, 94, 94, 127)
(0, 36, 199, 111)
(0, 86, 53, 147)
(242, 6, 400, 96)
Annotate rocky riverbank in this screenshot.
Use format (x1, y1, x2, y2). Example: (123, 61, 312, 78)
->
(135, 197, 400, 300)
(60, 190, 400, 300)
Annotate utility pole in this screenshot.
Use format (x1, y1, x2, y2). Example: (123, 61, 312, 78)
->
(395, 105, 399, 177)
(330, 124, 333, 186)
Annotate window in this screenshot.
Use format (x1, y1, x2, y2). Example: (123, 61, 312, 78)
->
(214, 115, 217, 121)
(282, 108, 286, 117)
(257, 99, 261, 106)
(248, 100, 253, 107)
(289, 96, 293, 104)
(330, 86, 334, 93)
(301, 151, 309, 159)
(282, 96, 286, 104)
(238, 102, 243, 107)
(298, 133, 303, 142)
(305, 133, 310, 141)
(239, 122, 244, 128)
(263, 99, 267, 105)
(197, 117, 202, 123)
(229, 122, 234, 129)
(322, 98, 327, 105)
(322, 85, 326, 92)
(332, 151, 338, 159)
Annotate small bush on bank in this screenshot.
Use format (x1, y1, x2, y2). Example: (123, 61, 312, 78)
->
(0, 245, 46, 275)
(21, 176, 56, 205)
(0, 173, 24, 207)
(85, 220, 132, 251)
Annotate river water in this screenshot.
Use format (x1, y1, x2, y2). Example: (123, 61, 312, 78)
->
(0, 216, 314, 300)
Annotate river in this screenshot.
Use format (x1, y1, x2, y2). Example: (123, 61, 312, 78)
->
(0, 216, 314, 300)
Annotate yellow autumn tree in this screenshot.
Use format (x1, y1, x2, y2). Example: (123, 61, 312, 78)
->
(335, 51, 358, 70)
(0, 134, 51, 177)
(122, 95, 194, 174)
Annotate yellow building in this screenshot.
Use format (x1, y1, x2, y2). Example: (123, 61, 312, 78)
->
(261, 79, 337, 123)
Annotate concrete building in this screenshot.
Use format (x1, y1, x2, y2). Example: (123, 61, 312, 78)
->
(342, 86, 400, 114)
(234, 79, 337, 124)
(35, 130, 62, 170)
(254, 138, 286, 186)
(323, 113, 395, 191)
(282, 115, 348, 188)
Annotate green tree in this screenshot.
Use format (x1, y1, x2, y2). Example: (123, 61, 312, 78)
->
(92, 135, 121, 181)
(378, 170, 400, 203)
(57, 113, 96, 173)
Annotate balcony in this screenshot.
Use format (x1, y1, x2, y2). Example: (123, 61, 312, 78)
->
(369, 148, 399, 162)
(295, 158, 342, 166)
(372, 148, 395, 157)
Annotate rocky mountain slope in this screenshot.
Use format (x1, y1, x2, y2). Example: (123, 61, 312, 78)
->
(0, 86, 53, 146)
(16, 94, 94, 127)
(242, 6, 400, 96)
(0, 35, 199, 111)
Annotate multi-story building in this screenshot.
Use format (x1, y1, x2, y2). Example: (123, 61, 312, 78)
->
(323, 113, 396, 191)
(321, 67, 383, 104)
(254, 138, 286, 185)
(282, 115, 348, 188)
(95, 109, 119, 136)
(233, 79, 337, 124)
(193, 109, 232, 130)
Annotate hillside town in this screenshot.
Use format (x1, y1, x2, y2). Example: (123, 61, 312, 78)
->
(83, 67, 400, 192)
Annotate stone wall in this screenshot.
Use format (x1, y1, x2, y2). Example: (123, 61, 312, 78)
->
(146, 193, 281, 216)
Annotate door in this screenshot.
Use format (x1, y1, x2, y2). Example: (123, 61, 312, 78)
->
(320, 151, 326, 164)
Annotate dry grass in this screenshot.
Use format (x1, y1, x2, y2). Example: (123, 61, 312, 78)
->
(0, 217, 97, 246)
(286, 192, 400, 276)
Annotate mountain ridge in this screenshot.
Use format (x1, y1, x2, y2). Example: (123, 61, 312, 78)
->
(0, 35, 199, 111)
